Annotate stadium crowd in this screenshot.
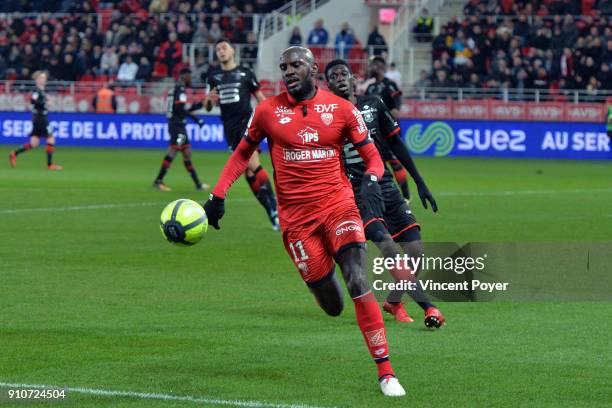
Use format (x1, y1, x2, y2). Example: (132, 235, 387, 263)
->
(0, 0, 285, 83)
(420, 0, 612, 96)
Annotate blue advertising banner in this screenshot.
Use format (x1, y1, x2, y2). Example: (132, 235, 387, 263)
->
(0, 111, 239, 151)
(1, 112, 608, 160)
(399, 119, 611, 160)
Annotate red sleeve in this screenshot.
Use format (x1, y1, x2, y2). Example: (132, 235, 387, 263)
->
(211, 138, 258, 198)
(356, 141, 384, 179)
(345, 104, 384, 179)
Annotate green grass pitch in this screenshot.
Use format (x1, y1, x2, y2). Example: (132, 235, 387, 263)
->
(1, 146, 611, 407)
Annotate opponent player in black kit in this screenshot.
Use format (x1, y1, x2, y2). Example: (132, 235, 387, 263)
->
(326, 59, 445, 328)
(365, 56, 410, 201)
(153, 68, 207, 191)
(205, 39, 279, 230)
(9, 71, 62, 170)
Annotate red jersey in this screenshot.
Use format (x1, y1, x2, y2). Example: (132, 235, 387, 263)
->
(212, 88, 384, 226)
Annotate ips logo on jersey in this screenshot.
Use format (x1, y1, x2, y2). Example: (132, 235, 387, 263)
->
(298, 127, 319, 144)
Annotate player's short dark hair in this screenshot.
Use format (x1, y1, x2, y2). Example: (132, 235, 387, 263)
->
(324, 59, 352, 80)
(369, 56, 386, 65)
(215, 38, 233, 48)
(179, 67, 191, 75)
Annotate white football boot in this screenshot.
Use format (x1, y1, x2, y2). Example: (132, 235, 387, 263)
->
(379, 376, 406, 397)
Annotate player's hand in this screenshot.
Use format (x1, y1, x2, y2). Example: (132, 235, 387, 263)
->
(209, 89, 219, 105)
(197, 118, 205, 128)
(360, 174, 385, 218)
(417, 183, 438, 212)
(203, 194, 225, 230)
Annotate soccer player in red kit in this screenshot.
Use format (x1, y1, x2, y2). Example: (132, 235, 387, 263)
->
(204, 47, 406, 397)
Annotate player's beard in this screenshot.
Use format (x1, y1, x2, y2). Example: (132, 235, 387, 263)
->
(287, 78, 315, 100)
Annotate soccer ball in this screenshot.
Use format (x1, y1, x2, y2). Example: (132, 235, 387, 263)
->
(160, 199, 208, 246)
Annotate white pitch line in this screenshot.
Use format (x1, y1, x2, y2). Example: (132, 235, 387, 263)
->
(436, 187, 612, 197)
(0, 201, 165, 214)
(2, 188, 612, 215)
(0, 382, 333, 408)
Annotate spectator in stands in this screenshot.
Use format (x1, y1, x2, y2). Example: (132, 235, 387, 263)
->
(58, 54, 78, 81)
(88, 45, 103, 74)
(413, 8, 433, 42)
(149, 0, 169, 13)
(334, 23, 355, 60)
(192, 22, 209, 44)
(385, 62, 402, 89)
(0, 56, 7, 80)
(136, 56, 152, 82)
(100, 46, 119, 76)
(307, 19, 329, 47)
(413, 69, 431, 96)
(597, 63, 611, 90)
(208, 22, 222, 43)
(366, 26, 388, 56)
(289, 26, 303, 46)
(191, 54, 208, 84)
(241, 32, 259, 68)
(118, 55, 139, 82)
(432, 70, 452, 89)
(159, 32, 182, 77)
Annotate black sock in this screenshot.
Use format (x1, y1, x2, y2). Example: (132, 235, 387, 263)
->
(386, 287, 434, 311)
(183, 159, 201, 186)
(46, 144, 55, 166)
(155, 154, 173, 182)
(15, 143, 32, 156)
(246, 166, 278, 218)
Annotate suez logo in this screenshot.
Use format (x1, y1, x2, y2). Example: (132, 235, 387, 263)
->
(405, 121, 526, 156)
(456, 128, 526, 151)
(335, 220, 362, 236)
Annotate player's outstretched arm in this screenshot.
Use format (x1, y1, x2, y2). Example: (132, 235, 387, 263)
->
(187, 102, 205, 127)
(387, 134, 438, 212)
(203, 138, 259, 229)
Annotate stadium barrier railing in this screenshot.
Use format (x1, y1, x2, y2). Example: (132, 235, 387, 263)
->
(1, 81, 609, 121)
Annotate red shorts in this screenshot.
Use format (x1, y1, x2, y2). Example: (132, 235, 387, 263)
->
(282, 197, 366, 286)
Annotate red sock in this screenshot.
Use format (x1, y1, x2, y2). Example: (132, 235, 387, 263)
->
(390, 160, 407, 184)
(247, 166, 270, 193)
(353, 292, 395, 379)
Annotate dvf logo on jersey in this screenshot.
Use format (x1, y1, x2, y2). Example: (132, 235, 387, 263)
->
(298, 127, 319, 144)
(314, 103, 338, 113)
(321, 112, 333, 126)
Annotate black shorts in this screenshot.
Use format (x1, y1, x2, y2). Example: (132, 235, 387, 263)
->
(354, 178, 419, 239)
(223, 115, 250, 151)
(31, 116, 50, 138)
(168, 119, 190, 148)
